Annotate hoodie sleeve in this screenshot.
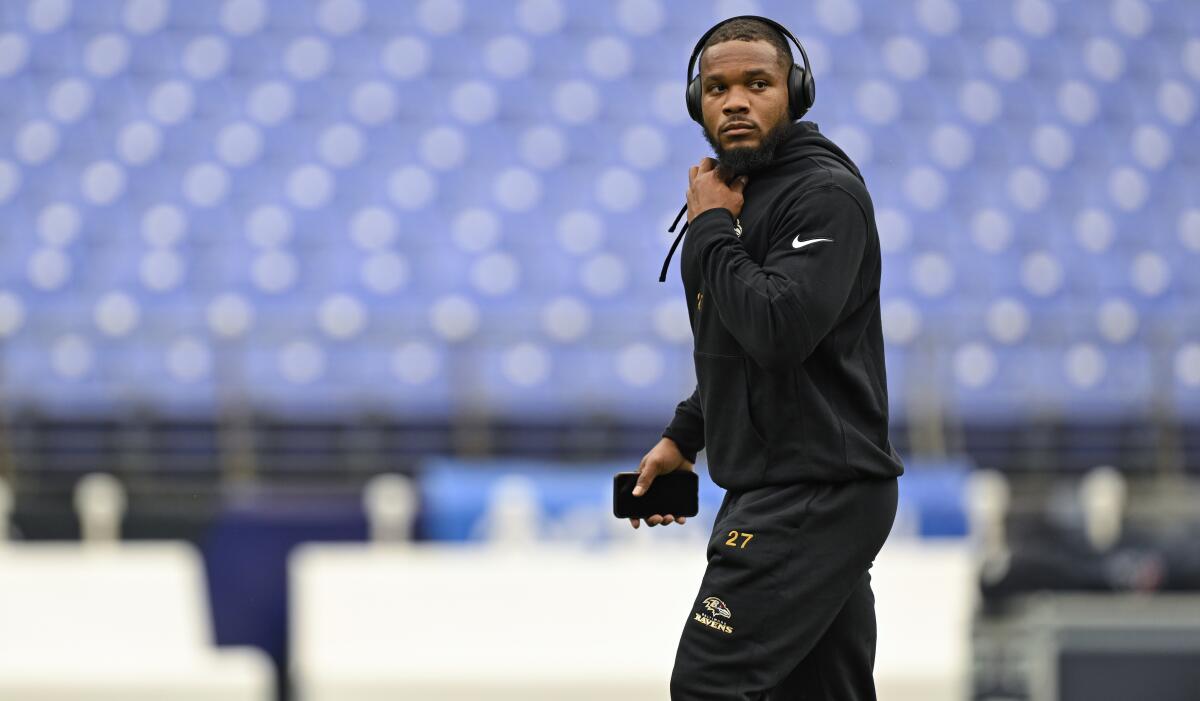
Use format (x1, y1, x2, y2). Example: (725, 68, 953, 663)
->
(686, 185, 868, 371)
(661, 385, 703, 463)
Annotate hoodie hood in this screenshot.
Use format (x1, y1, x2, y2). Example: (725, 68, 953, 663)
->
(659, 120, 863, 282)
(765, 120, 864, 184)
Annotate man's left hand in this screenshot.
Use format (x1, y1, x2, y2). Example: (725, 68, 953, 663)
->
(687, 157, 748, 223)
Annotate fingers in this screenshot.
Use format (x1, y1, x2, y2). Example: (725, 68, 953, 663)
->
(692, 166, 744, 192)
(630, 518, 640, 529)
(633, 453, 652, 499)
(633, 465, 655, 497)
(643, 514, 686, 527)
(689, 158, 717, 187)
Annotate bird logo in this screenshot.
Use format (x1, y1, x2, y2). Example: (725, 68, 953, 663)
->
(702, 596, 732, 619)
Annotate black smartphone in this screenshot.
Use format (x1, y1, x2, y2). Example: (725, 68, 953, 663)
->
(612, 470, 699, 519)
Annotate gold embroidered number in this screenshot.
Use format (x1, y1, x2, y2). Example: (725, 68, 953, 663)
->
(725, 530, 754, 548)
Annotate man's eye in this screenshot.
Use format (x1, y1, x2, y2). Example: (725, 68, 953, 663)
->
(751, 81, 767, 89)
(708, 85, 724, 94)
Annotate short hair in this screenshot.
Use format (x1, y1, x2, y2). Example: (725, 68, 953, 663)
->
(698, 17, 794, 75)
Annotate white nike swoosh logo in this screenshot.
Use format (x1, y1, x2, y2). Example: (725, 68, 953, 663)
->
(792, 236, 833, 249)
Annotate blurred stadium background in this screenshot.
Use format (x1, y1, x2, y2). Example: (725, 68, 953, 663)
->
(0, 0, 1197, 699)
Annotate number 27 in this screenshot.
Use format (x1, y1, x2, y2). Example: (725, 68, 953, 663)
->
(725, 530, 754, 548)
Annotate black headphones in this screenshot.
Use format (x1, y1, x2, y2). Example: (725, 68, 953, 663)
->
(685, 15, 815, 125)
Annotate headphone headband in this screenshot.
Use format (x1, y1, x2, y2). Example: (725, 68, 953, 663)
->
(686, 15, 812, 100)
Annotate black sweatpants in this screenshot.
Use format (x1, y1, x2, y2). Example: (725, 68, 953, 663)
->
(670, 476, 898, 700)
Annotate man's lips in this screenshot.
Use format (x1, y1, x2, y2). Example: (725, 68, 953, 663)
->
(722, 123, 755, 135)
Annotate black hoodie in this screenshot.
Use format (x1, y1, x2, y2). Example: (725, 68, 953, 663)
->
(660, 120, 904, 491)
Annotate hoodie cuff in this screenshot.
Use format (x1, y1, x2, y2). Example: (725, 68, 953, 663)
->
(661, 429, 700, 464)
(686, 207, 738, 248)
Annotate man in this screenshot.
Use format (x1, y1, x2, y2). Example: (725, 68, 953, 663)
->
(629, 16, 905, 700)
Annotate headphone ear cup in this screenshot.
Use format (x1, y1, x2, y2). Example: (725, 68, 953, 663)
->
(788, 63, 812, 119)
(803, 69, 816, 112)
(686, 75, 703, 124)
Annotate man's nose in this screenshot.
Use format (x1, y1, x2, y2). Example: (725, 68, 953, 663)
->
(722, 88, 749, 114)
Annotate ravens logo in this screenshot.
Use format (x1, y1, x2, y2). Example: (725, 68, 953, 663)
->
(702, 596, 732, 619)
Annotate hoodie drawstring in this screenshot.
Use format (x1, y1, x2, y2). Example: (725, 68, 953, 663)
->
(658, 202, 689, 282)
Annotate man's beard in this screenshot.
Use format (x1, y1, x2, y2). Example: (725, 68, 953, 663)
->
(701, 116, 792, 179)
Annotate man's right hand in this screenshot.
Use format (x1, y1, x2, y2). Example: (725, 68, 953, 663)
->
(629, 437, 695, 529)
